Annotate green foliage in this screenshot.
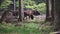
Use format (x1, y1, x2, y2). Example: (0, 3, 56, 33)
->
(16, 0, 19, 7)
(25, 6, 34, 9)
(35, 3, 46, 14)
(23, 0, 36, 6)
(0, 22, 53, 34)
(0, 0, 12, 9)
(25, 3, 46, 14)
(0, 0, 46, 14)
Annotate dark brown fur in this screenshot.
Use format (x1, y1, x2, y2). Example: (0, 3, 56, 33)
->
(12, 9, 40, 20)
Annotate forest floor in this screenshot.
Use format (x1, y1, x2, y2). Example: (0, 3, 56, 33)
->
(0, 21, 53, 34)
(0, 14, 54, 34)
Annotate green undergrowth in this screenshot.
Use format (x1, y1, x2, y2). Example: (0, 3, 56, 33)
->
(0, 22, 53, 34)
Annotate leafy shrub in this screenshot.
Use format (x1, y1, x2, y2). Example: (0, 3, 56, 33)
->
(25, 3, 46, 14)
(0, 0, 12, 9)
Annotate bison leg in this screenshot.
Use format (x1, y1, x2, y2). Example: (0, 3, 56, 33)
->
(29, 15, 34, 20)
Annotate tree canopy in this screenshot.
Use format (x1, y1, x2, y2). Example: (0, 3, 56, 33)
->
(0, 0, 46, 14)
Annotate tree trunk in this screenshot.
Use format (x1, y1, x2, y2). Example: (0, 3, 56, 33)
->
(18, 0, 24, 22)
(49, 0, 52, 21)
(46, 0, 51, 22)
(50, 0, 54, 25)
(54, 0, 60, 31)
(13, 0, 16, 12)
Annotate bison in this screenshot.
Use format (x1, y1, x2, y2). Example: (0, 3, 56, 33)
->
(12, 9, 40, 20)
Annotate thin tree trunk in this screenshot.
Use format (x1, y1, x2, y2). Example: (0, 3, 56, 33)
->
(13, 0, 16, 12)
(18, 0, 24, 22)
(51, 0, 54, 21)
(50, 0, 54, 24)
(49, 0, 52, 22)
(45, 0, 50, 21)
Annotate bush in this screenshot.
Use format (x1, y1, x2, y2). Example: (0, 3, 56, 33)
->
(36, 3, 46, 14)
(24, 3, 46, 14)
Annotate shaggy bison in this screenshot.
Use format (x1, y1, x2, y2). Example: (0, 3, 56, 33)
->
(12, 9, 40, 20)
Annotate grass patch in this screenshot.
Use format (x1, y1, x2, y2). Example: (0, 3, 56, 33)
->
(0, 22, 53, 34)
